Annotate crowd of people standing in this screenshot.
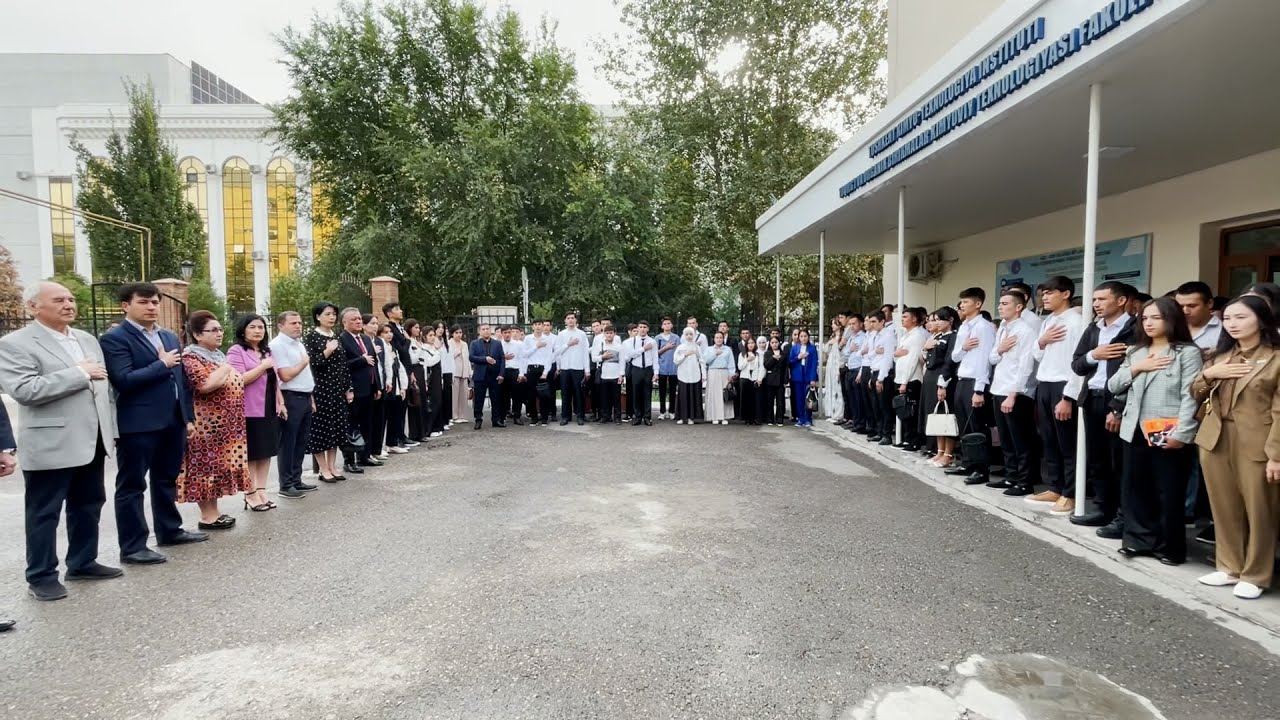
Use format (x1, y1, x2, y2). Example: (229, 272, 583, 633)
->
(818, 278, 1280, 601)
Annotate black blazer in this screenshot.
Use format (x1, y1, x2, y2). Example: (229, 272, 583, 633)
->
(469, 337, 506, 384)
(387, 322, 412, 370)
(926, 330, 959, 381)
(1071, 315, 1136, 410)
(0, 401, 13, 449)
(341, 331, 379, 397)
(762, 348, 788, 386)
(101, 322, 194, 432)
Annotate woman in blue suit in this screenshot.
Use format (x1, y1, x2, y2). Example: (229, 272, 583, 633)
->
(789, 329, 819, 427)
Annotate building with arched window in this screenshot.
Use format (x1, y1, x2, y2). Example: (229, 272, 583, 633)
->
(1, 53, 329, 313)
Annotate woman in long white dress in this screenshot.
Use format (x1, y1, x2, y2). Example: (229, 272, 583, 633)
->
(702, 331, 736, 425)
(822, 318, 844, 420)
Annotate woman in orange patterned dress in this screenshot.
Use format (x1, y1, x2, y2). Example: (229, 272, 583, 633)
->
(179, 311, 252, 531)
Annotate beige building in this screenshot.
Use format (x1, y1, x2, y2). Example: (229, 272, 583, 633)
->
(759, 0, 1280, 308)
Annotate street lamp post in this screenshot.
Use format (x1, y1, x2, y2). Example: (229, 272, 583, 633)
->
(180, 259, 195, 281)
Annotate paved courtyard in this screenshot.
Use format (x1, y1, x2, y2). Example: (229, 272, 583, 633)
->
(0, 418, 1277, 719)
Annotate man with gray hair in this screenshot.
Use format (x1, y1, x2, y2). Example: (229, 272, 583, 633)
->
(269, 311, 318, 498)
(0, 282, 120, 602)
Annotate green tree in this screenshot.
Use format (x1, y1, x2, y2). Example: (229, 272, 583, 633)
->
(71, 82, 206, 283)
(0, 243, 22, 317)
(603, 0, 887, 324)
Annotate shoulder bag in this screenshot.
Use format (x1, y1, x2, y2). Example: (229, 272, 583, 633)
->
(925, 401, 959, 438)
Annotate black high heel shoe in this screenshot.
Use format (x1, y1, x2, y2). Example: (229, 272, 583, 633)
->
(243, 491, 273, 512)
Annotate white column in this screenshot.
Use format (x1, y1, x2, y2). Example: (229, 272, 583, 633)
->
(818, 230, 825, 354)
(206, 170, 227, 297)
(251, 169, 270, 313)
(775, 255, 781, 328)
(896, 187, 906, 445)
(1074, 83, 1102, 517)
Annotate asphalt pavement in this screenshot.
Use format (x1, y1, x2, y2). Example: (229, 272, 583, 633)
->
(0, 417, 1276, 719)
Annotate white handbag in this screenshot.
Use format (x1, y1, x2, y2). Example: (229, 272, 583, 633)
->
(925, 400, 959, 438)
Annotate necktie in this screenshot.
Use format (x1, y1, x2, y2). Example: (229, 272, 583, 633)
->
(639, 338, 647, 368)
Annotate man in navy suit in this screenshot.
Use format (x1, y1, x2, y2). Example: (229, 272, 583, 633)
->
(339, 308, 381, 474)
(1, 399, 17, 629)
(469, 323, 505, 429)
(101, 283, 207, 565)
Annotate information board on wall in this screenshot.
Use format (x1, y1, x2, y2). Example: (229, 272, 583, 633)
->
(995, 234, 1151, 294)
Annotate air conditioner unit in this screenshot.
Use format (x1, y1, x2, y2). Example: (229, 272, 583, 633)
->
(205, 163, 218, 174)
(250, 250, 267, 261)
(908, 249, 944, 283)
(249, 164, 262, 174)
(295, 237, 311, 249)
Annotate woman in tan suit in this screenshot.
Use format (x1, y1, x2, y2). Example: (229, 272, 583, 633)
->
(449, 326, 472, 422)
(1192, 295, 1280, 599)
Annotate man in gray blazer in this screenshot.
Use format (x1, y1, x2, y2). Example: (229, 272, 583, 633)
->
(0, 282, 122, 602)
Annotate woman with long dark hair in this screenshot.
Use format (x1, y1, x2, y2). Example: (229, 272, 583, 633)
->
(737, 337, 763, 425)
(761, 336, 787, 425)
(226, 314, 281, 511)
(789, 329, 819, 427)
(404, 320, 428, 442)
(449, 326, 471, 423)
(1107, 297, 1202, 566)
(924, 307, 960, 467)
(1192, 295, 1280, 599)
(304, 301, 352, 483)
(433, 320, 454, 430)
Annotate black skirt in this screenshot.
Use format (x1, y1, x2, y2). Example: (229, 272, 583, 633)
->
(245, 416, 280, 461)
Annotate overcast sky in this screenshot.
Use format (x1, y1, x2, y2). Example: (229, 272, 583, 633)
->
(0, 0, 624, 105)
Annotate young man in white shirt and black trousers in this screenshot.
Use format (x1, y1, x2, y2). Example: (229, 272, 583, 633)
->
(522, 319, 555, 426)
(987, 290, 1040, 495)
(1027, 276, 1087, 515)
(892, 308, 929, 450)
(553, 312, 592, 425)
(870, 312, 898, 444)
(622, 320, 658, 425)
(270, 311, 319, 498)
(943, 288, 998, 483)
(857, 317, 880, 435)
(501, 326, 526, 425)
(839, 313, 867, 433)
(1070, 281, 1136, 536)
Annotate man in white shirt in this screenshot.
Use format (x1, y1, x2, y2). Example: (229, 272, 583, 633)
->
(591, 325, 624, 423)
(1069, 281, 1136, 534)
(622, 320, 658, 425)
(857, 319, 880, 435)
(522, 319, 555, 426)
(870, 312, 898, 444)
(943, 287, 998, 483)
(1028, 276, 1087, 514)
(1175, 281, 1222, 354)
(891, 308, 930, 449)
(501, 326, 526, 425)
(839, 313, 867, 432)
(270, 311, 319, 498)
(553, 312, 592, 425)
(987, 291, 1040, 496)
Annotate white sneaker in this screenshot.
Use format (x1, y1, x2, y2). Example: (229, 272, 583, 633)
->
(443, 423, 452, 430)
(429, 431, 443, 438)
(1234, 581, 1263, 599)
(1198, 571, 1239, 587)
(676, 420, 684, 425)
(377, 452, 390, 460)
(403, 440, 421, 447)
(388, 446, 408, 454)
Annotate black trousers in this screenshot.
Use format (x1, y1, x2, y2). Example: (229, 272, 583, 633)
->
(278, 390, 313, 491)
(1035, 381, 1077, 495)
(407, 366, 427, 440)
(587, 370, 601, 419)
(525, 365, 546, 420)
(560, 369, 586, 420)
(427, 370, 444, 433)
(658, 374, 677, 414)
(628, 366, 654, 419)
(1122, 432, 1193, 561)
(841, 367, 860, 426)
(440, 373, 453, 429)
(345, 393, 375, 463)
(601, 378, 621, 420)
(473, 376, 501, 423)
(385, 392, 406, 448)
(115, 418, 186, 554)
(25, 439, 106, 585)
(739, 379, 760, 424)
(992, 393, 1035, 485)
(762, 383, 785, 423)
(954, 378, 990, 472)
(877, 371, 897, 436)
(369, 393, 387, 456)
(1083, 391, 1125, 519)
(899, 379, 922, 443)
(503, 368, 521, 420)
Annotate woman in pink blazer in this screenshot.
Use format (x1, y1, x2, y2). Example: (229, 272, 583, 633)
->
(228, 314, 284, 511)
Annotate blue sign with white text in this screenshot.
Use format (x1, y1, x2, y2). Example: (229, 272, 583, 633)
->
(995, 234, 1152, 295)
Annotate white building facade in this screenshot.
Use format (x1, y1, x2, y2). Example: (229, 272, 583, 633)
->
(1, 54, 320, 313)
(758, 0, 1280, 305)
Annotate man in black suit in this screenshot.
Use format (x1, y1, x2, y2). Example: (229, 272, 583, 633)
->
(339, 308, 381, 474)
(101, 283, 207, 565)
(382, 302, 414, 450)
(1070, 281, 1136, 537)
(0, 402, 15, 628)
(361, 314, 389, 460)
(469, 323, 506, 429)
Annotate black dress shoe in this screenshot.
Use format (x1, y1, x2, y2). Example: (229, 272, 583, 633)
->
(878, 437, 893, 446)
(493, 422, 507, 428)
(296, 481, 318, 491)
(343, 463, 365, 474)
(963, 473, 989, 485)
(1118, 546, 1153, 558)
(577, 417, 585, 425)
(943, 466, 971, 476)
(893, 441, 911, 449)
(475, 420, 483, 430)
(360, 457, 384, 467)
(643, 418, 653, 426)
(0, 618, 14, 632)
(866, 435, 882, 442)
(511, 418, 524, 426)
(985, 479, 1013, 489)
(28, 582, 67, 602)
(319, 474, 341, 483)
(631, 418, 642, 426)
(1096, 519, 1124, 539)
(65, 562, 123, 580)
(1002, 484, 1034, 497)
(1155, 553, 1184, 566)
(121, 549, 168, 565)
(559, 418, 570, 426)
(158, 530, 209, 546)
(1069, 511, 1110, 527)
(1195, 524, 1216, 546)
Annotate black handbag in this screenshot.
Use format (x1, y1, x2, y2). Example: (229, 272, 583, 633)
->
(536, 380, 552, 400)
(406, 385, 422, 408)
(341, 428, 366, 455)
(723, 382, 738, 402)
(891, 393, 915, 420)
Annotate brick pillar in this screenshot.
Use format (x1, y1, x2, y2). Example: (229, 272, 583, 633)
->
(369, 276, 400, 317)
(152, 278, 190, 337)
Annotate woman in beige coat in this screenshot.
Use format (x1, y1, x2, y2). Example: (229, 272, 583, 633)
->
(449, 326, 472, 422)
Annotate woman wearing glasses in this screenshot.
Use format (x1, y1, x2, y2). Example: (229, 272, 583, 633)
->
(179, 310, 252, 530)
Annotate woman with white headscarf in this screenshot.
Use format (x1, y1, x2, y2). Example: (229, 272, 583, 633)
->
(674, 327, 703, 424)
(702, 331, 736, 425)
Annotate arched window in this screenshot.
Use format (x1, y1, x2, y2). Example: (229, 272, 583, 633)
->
(222, 157, 254, 312)
(177, 157, 208, 240)
(48, 178, 76, 275)
(266, 158, 298, 278)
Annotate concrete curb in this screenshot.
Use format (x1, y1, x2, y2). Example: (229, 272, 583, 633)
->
(810, 419, 1280, 654)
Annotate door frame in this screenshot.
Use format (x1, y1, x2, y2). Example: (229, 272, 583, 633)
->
(1218, 219, 1280, 296)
